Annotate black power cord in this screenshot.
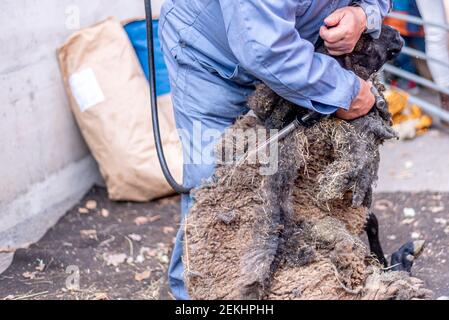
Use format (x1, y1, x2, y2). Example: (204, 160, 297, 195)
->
(144, 0, 191, 194)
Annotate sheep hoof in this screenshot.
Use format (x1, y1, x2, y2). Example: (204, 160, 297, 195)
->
(390, 240, 426, 273)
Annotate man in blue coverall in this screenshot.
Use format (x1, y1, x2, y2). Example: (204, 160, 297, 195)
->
(159, 0, 391, 300)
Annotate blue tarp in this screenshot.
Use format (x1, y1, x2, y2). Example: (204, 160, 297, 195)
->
(124, 20, 171, 96)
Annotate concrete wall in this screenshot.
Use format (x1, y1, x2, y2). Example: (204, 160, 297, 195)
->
(0, 0, 163, 273)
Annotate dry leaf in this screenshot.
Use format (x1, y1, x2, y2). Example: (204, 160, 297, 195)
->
(101, 209, 110, 218)
(135, 270, 152, 282)
(22, 271, 37, 280)
(163, 227, 175, 234)
(411, 232, 421, 239)
(157, 253, 170, 264)
(140, 247, 156, 258)
(80, 229, 98, 240)
(128, 234, 142, 242)
(93, 292, 109, 300)
(430, 206, 444, 214)
(86, 200, 98, 210)
(134, 215, 161, 226)
(148, 215, 161, 223)
(401, 218, 415, 225)
(434, 218, 448, 226)
(104, 253, 128, 267)
(403, 208, 416, 218)
(134, 217, 149, 226)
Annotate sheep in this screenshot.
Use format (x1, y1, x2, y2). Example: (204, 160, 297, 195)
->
(183, 25, 432, 300)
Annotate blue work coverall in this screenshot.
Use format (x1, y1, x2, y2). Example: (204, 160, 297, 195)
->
(159, 0, 391, 300)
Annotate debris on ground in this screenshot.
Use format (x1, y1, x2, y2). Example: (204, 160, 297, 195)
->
(0, 189, 448, 300)
(101, 209, 110, 218)
(0, 188, 179, 300)
(403, 208, 417, 218)
(385, 90, 433, 140)
(135, 270, 152, 282)
(85, 200, 98, 210)
(134, 215, 161, 226)
(103, 253, 128, 267)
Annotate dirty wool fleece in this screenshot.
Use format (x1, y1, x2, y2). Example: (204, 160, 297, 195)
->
(184, 26, 432, 300)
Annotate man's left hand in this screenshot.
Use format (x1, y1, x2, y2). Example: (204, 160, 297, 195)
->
(319, 6, 367, 56)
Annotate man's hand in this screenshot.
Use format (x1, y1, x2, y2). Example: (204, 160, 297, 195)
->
(335, 78, 375, 120)
(319, 6, 367, 56)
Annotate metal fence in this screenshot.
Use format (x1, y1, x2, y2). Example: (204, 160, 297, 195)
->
(383, 12, 449, 123)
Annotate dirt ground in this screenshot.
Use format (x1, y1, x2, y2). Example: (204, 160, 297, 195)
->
(0, 187, 448, 300)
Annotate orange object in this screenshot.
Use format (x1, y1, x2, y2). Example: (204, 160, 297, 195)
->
(416, 115, 433, 130)
(384, 11, 424, 37)
(385, 90, 408, 117)
(385, 89, 433, 138)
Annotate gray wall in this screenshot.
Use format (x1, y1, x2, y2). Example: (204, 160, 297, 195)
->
(0, 0, 163, 273)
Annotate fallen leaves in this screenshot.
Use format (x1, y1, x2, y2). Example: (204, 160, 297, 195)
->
(163, 227, 175, 235)
(22, 271, 38, 280)
(128, 234, 142, 242)
(80, 229, 98, 240)
(403, 208, 416, 218)
(93, 292, 109, 300)
(138, 244, 170, 265)
(86, 200, 98, 210)
(429, 206, 445, 214)
(434, 218, 448, 226)
(101, 209, 110, 218)
(103, 253, 128, 267)
(78, 208, 89, 214)
(134, 270, 152, 282)
(411, 232, 421, 240)
(78, 200, 109, 217)
(134, 215, 161, 226)
(401, 218, 415, 225)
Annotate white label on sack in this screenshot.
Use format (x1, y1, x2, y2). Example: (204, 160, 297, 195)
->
(69, 68, 105, 112)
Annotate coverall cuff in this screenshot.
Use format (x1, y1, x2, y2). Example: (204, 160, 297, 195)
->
(307, 69, 360, 114)
(353, 2, 383, 39)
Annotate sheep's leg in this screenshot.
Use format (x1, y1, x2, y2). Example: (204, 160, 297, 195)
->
(366, 212, 426, 273)
(365, 212, 388, 268)
(390, 240, 426, 273)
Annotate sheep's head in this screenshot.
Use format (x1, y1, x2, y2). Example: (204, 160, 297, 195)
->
(329, 25, 404, 80)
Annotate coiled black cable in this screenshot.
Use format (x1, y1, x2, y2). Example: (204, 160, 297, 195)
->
(144, 0, 191, 194)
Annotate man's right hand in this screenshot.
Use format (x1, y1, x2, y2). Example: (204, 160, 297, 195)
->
(335, 78, 375, 120)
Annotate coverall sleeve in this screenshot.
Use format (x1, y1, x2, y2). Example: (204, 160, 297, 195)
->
(355, 0, 391, 39)
(218, 0, 361, 114)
